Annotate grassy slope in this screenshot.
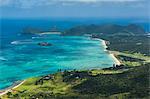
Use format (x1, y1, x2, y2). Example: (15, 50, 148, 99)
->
(2, 63, 149, 99)
(111, 51, 150, 67)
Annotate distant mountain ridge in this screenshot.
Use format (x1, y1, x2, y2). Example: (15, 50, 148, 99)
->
(63, 24, 145, 36)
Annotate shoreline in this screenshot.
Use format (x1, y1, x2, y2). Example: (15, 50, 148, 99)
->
(0, 80, 26, 96)
(0, 37, 121, 96)
(92, 38, 121, 65)
(39, 32, 61, 35)
(101, 39, 121, 65)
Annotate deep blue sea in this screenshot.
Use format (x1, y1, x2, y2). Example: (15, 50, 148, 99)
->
(0, 18, 149, 89)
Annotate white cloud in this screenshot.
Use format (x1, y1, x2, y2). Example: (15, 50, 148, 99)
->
(0, 0, 147, 8)
(56, 0, 143, 3)
(62, 0, 135, 1)
(0, 0, 13, 6)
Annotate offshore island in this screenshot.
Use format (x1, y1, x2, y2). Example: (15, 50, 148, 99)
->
(0, 24, 150, 99)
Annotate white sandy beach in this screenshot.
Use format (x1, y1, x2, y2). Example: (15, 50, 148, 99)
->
(109, 54, 121, 65)
(101, 39, 121, 65)
(39, 32, 61, 35)
(92, 38, 121, 65)
(102, 39, 121, 65)
(0, 80, 26, 96)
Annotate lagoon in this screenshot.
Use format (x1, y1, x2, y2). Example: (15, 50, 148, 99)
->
(1, 18, 143, 89)
(0, 33, 116, 89)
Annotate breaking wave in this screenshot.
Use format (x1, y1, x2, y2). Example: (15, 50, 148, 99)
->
(0, 56, 7, 61)
(11, 39, 35, 45)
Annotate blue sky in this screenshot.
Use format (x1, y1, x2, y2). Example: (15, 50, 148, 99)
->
(0, 0, 149, 19)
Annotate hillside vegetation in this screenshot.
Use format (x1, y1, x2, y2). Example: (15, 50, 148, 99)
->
(2, 63, 149, 99)
(63, 24, 149, 55)
(63, 24, 146, 36)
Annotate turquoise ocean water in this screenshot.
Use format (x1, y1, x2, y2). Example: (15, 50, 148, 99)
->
(0, 18, 149, 89)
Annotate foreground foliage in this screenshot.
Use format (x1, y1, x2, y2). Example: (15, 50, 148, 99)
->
(2, 63, 149, 99)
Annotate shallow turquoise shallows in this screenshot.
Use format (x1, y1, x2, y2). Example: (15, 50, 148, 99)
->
(0, 34, 115, 89)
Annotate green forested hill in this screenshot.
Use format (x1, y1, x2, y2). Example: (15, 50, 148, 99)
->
(63, 24, 149, 55)
(63, 24, 146, 36)
(101, 35, 150, 55)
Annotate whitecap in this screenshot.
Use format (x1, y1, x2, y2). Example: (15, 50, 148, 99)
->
(11, 39, 34, 45)
(0, 56, 7, 61)
(11, 41, 20, 45)
(32, 37, 40, 39)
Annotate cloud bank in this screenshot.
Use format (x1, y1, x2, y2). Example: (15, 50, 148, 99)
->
(0, 0, 147, 8)
(1, 0, 148, 18)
